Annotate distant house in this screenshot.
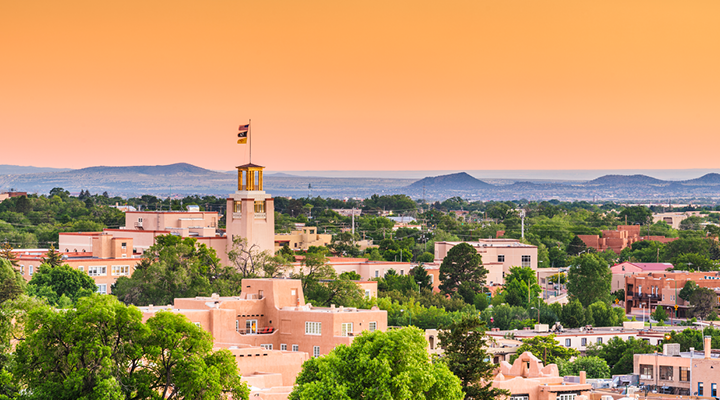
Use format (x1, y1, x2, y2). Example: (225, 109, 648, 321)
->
(577, 225, 677, 254)
(611, 262, 674, 293)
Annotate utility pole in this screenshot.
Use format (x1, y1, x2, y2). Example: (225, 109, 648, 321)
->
(351, 208, 355, 244)
(520, 209, 526, 239)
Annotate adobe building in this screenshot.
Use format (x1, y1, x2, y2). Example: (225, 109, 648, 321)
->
(577, 225, 677, 254)
(624, 270, 720, 317)
(610, 262, 674, 293)
(634, 338, 720, 396)
(433, 239, 538, 286)
(58, 164, 277, 266)
(274, 225, 331, 252)
(491, 351, 592, 400)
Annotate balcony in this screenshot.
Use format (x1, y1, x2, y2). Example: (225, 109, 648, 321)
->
(254, 212, 267, 219)
(237, 326, 275, 335)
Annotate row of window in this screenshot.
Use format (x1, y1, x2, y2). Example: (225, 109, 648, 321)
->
(305, 321, 377, 336)
(567, 337, 603, 347)
(258, 344, 317, 356)
(639, 364, 691, 381)
(497, 255, 533, 267)
(698, 382, 718, 397)
(19, 265, 129, 277)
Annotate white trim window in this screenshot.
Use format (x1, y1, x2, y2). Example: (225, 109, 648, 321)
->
(88, 266, 107, 277)
(498, 254, 505, 262)
(194, 322, 201, 328)
(96, 284, 107, 295)
(565, 339, 571, 347)
(369, 321, 377, 332)
(365, 289, 372, 299)
(292, 344, 299, 352)
(557, 395, 576, 400)
(313, 346, 320, 357)
(78, 266, 84, 272)
(260, 344, 273, 350)
(21, 265, 25, 275)
(305, 321, 322, 335)
(29, 265, 34, 276)
(521, 255, 531, 267)
(281, 344, 287, 351)
(341, 323, 353, 337)
(112, 265, 129, 276)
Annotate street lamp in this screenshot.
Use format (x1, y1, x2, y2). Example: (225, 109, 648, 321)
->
(531, 307, 540, 323)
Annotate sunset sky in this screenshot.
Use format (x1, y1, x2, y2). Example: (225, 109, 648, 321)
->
(2, 1, 719, 173)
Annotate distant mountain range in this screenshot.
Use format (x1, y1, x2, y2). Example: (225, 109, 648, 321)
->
(2, 164, 720, 201)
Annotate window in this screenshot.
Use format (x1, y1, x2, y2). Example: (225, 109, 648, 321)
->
(429, 274, 434, 284)
(659, 366, 673, 380)
(365, 290, 372, 299)
(680, 367, 690, 382)
(305, 321, 322, 335)
(521, 255, 531, 267)
(565, 339, 571, 347)
(236, 320, 239, 332)
(281, 344, 287, 351)
(498, 255, 505, 262)
(88, 266, 107, 276)
(341, 323, 353, 337)
(20, 265, 24, 275)
(313, 346, 320, 357)
(640, 364, 653, 380)
(400, 270, 404, 275)
(557, 395, 576, 400)
(254, 201, 265, 213)
(194, 322, 201, 328)
(246, 320, 257, 334)
(96, 284, 107, 295)
(509, 396, 529, 400)
(138, 217, 143, 222)
(292, 344, 299, 352)
(375, 270, 379, 278)
(369, 321, 377, 332)
(581, 338, 587, 346)
(597, 337, 603, 344)
(260, 344, 273, 350)
(712, 383, 717, 397)
(234, 201, 242, 213)
(29, 265, 33, 276)
(78, 266, 84, 272)
(698, 382, 704, 396)
(112, 265, 129, 276)
(121, 242, 127, 249)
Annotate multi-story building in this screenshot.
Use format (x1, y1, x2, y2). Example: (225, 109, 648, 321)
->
(59, 164, 276, 266)
(433, 239, 538, 286)
(610, 262, 674, 292)
(139, 278, 387, 370)
(634, 337, 720, 396)
(274, 226, 332, 252)
(624, 271, 720, 317)
(578, 225, 677, 254)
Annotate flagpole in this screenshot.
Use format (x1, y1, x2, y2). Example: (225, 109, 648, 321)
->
(249, 119, 252, 164)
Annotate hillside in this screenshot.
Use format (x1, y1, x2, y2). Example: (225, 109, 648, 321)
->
(587, 174, 666, 185)
(683, 173, 720, 186)
(406, 172, 493, 190)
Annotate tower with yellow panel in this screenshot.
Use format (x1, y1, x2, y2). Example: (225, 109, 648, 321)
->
(225, 163, 275, 257)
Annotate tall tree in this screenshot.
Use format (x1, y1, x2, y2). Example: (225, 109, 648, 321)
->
(27, 263, 96, 305)
(690, 287, 718, 319)
(42, 245, 63, 267)
(566, 236, 588, 256)
(557, 356, 610, 379)
(586, 336, 658, 374)
(509, 334, 579, 366)
(410, 265, 433, 291)
(290, 327, 463, 400)
(0, 243, 18, 267)
(438, 315, 509, 400)
(439, 243, 487, 303)
(679, 280, 699, 302)
(566, 253, 611, 307)
(13, 295, 249, 400)
(0, 258, 25, 304)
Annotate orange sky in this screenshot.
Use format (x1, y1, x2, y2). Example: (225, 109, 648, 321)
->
(2, 1, 719, 172)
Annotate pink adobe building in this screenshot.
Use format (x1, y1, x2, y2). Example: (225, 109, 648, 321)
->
(13, 243, 141, 295)
(141, 278, 387, 358)
(578, 225, 678, 254)
(58, 164, 277, 266)
(634, 338, 720, 396)
(491, 351, 591, 400)
(434, 239, 538, 286)
(291, 256, 415, 281)
(624, 271, 720, 318)
(610, 262, 674, 292)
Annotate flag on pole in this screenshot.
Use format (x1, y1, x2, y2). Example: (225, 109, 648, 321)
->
(237, 124, 249, 144)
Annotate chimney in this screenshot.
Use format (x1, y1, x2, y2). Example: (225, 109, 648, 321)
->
(705, 336, 712, 359)
(579, 371, 586, 384)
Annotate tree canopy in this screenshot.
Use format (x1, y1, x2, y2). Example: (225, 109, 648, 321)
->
(567, 253, 611, 307)
(439, 243, 487, 303)
(290, 327, 463, 400)
(510, 334, 580, 366)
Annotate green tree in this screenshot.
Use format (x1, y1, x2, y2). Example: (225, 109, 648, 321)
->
(587, 301, 620, 327)
(27, 263, 96, 305)
(557, 356, 610, 379)
(567, 253, 611, 307)
(618, 206, 652, 225)
(410, 265, 433, 291)
(289, 327, 463, 400)
(586, 336, 658, 374)
(566, 236, 588, 256)
(0, 258, 26, 304)
(293, 252, 335, 293)
(690, 287, 718, 319)
(679, 280, 699, 301)
(113, 235, 241, 306)
(510, 334, 579, 366)
(651, 306, 668, 323)
(438, 315, 509, 400)
(41, 245, 63, 267)
(561, 299, 586, 328)
(0, 243, 18, 267)
(12, 294, 249, 400)
(673, 253, 719, 272)
(305, 275, 364, 307)
(439, 243, 488, 303)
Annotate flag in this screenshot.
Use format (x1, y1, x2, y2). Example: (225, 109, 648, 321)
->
(237, 124, 249, 144)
